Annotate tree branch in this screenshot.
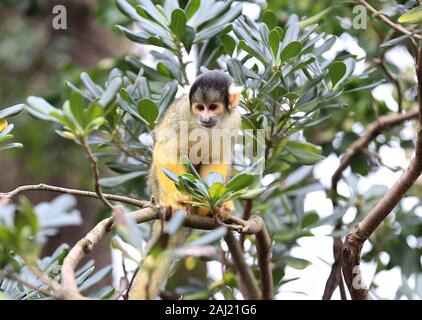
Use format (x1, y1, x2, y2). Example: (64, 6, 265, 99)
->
(331, 107, 419, 192)
(323, 232, 346, 300)
(356, 0, 422, 41)
(255, 225, 273, 300)
(59, 207, 266, 300)
(0, 183, 153, 208)
(240, 199, 254, 251)
(324, 108, 419, 299)
(342, 45, 422, 299)
(81, 139, 115, 211)
(224, 231, 262, 300)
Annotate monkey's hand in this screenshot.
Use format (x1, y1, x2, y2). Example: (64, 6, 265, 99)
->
(215, 203, 233, 221)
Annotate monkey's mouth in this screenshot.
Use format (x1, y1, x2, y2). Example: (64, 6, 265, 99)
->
(199, 119, 217, 128)
(200, 122, 216, 128)
(200, 122, 216, 129)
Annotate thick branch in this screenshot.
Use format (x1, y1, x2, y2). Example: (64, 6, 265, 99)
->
(60, 207, 265, 300)
(325, 108, 419, 299)
(255, 226, 273, 300)
(0, 183, 152, 208)
(224, 231, 262, 300)
(343, 128, 422, 299)
(61, 207, 161, 300)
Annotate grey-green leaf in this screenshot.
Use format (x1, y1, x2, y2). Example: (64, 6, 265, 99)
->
(0, 104, 25, 119)
(137, 98, 159, 126)
(280, 41, 302, 64)
(170, 9, 187, 40)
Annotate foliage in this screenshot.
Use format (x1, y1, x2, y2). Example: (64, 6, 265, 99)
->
(0, 0, 421, 300)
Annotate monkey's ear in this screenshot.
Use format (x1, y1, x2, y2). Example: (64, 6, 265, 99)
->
(228, 84, 244, 108)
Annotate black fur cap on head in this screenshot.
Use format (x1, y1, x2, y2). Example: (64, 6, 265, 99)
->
(189, 70, 234, 109)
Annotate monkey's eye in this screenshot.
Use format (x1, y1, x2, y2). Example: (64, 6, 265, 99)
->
(209, 104, 218, 111)
(196, 105, 205, 111)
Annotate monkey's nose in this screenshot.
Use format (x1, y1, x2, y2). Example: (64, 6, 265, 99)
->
(200, 117, 216, 128)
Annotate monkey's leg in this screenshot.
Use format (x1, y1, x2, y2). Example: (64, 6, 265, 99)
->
(198, 164, 235, 219)
(129, 156, 191, 299)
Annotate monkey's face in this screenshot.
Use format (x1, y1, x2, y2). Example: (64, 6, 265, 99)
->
(191, 101, 225, 128)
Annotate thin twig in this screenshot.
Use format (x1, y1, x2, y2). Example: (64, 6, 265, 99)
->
(0, 183, 153, 208)
(81, 139, 114, 211)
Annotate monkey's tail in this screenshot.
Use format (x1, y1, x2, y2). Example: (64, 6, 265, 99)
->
(128, 222, 190, 300)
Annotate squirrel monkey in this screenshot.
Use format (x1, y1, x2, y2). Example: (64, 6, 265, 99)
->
(128, 70, 243, 300)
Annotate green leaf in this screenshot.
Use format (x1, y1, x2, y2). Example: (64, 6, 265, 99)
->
(285, 140, 324, 165)
(226, 173, 254, 192)
(158, 80, 178, 113)
(221, 34, 236, 56)
(185, 0, 200, 20)
(116, 0, 142, 21)
(299, 7, 334, 28)
(344, 79, 385, 93)
(209, 182, 227, 202)
(0, 104, 25, 119)
(182, 227, 227, 248)
(285, 257, 312, 270)
(182, 26, 196, 52)
(99, 171, 144, 187)
(69, 92, 85, 126)
(226, 58, 246, 85)
(17, 197, 40, 234)
(163, 167, 179, 183)
(80, 72, 103, 98)
(282, 15, 300, 48)
(205, 173, 225, 187)
(274, 26, 284, 40)
(381, 34, 412, 47)
(328, 61, 347, 89)
(157, 62, 171, 78)
(181, 155, 201, 179)
(98, 74, 122, 108)
(269, 29, 281, 61)
(301, 213, 319, 228)
(137, 98, 159, 126)
(170, 9, 187, 40)
(398, 6, 422, 24)
(280, 41, 302, 63)
(239, 187, 266, 199)
(147, 36, 166, 47)
(262, 11, 277, 30)
(166, 210, 186, 236)
(0, 143, 23, 151)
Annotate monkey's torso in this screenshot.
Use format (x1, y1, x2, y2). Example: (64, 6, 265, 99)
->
(148, 94, 242, 213)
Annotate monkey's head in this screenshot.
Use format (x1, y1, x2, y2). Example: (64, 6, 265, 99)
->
(189, 70, 243, 128)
